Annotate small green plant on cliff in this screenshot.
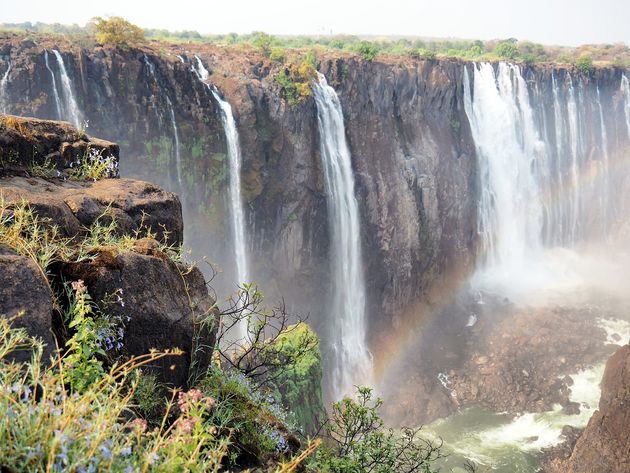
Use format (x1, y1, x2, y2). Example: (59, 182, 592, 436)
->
(274, 60, 318, 107)
(92, 16, 144, 48)
(307, 387, 444, 473)
(576, 54, 594, 73)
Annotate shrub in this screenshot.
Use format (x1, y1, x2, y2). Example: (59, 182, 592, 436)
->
(252, 31, 275, 57)
(307, 387, 444, 472)
(495, 39, 519, 59)
(356, 41, 380, 61)
(92, 16, 144, 48)
(269, 48, 287, 63)
(274, 59, 317, 107)
(576, 54, 594, 73)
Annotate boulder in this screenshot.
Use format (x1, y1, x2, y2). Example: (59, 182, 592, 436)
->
(0, 115, 118, 174)
(0, 244, 54, 361)
(63, 240, 217, 387)
(1, 176, 183, 246)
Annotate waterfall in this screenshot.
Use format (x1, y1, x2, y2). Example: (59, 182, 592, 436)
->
(165, 96, 183, 189)
(463, 63, 545, 277)
(51, 50, 82, 127)
(0, 61, 11, 113)
(596, 86, 609, 228)
(142, 55, 182, 189)
(193, 56, 250, 339)
(44, 51, 63, 119)
(464, 63, 616, 299)
(312, 72, 372, 398)
(622, 74, 630, 140)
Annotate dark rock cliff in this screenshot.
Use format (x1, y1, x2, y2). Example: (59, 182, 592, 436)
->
(0, 34, 479, 350)
(1, 33, 628, 381)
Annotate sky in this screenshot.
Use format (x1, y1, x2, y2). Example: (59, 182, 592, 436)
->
(2, 0, 629, 47)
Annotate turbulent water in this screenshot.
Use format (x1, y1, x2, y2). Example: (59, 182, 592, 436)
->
(623, 74, 630, 139)
(51, 50, 82, 128)
(193, 57, 250, 340)
(0, 60, 10, 114)
(425, 318, 630, 472)
(312, 72, 372, 399)
(463, 63, 624, 302)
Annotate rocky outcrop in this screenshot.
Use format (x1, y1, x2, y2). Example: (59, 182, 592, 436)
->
(0, 116, 216, 386)
(0, 243, 54, 361)
(64, 239, 216, 386)
(546, 344, 630, 473)
(0, 114, 118, 175)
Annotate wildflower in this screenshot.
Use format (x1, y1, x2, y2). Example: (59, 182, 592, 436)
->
(174, 416, 196, 434)
(71, 279, 86, 294)
(205, 396, 216, 410)
(120, 446, 132, 457)
(100, 443, 112, 460)
(129, 418, 147, 433)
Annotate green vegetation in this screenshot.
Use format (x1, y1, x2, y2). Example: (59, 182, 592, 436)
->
(2, 20, 628, 67)
(576, 54, 594, 73)
(274, 59, 318, 107)
(307, 387, 445, 472)
(92, 16, 144, 48)
(356, 41, 380, 61)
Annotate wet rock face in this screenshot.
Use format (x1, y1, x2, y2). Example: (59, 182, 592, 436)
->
(546, 344, 630, 473)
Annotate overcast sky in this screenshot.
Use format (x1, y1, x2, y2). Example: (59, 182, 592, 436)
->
(2, 0, 629, 47)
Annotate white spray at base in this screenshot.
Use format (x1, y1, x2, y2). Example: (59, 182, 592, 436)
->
(0, 61, 11, 113)
(622, 74, 630, 140)
(193, 57, 250, 341)
(312, 72, 372, 399)
(52, 50, 83, 128)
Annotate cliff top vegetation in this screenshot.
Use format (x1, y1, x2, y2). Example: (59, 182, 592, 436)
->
(1, 20, 629, 68)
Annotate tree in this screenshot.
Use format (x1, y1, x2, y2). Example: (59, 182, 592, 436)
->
(495, 39, 518, 59)
(576, 54, 594, 73)
(92, 16, 144, 48)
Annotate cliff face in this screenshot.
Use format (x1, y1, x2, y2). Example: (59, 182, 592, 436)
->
(1, 33, 628, 362)
(0, 34, 479, 346)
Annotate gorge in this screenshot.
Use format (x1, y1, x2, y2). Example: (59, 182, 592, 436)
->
(1, 30, 630, 471)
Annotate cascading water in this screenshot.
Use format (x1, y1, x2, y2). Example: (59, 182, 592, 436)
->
(44, 51, 63, 119)
(142, 55, 183, 190)
(165, 96, 183, 189)
(312, 72, 372, 398)
(193, 57, 250, 340)
(622, 74, 630, 139)
(51, 50, 82, 127)
(463, 63, 615, 300)
(0, 61, 11, 113)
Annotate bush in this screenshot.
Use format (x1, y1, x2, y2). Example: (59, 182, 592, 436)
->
(274, 59, 317, 107)
(576, 54, 594, 73)
(252, 31, 275, 57)
(495, 39, 518, 59)
(356, 41, 380, 61)
(307, 387, 444, 472)
(92, 16, 144, 48)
